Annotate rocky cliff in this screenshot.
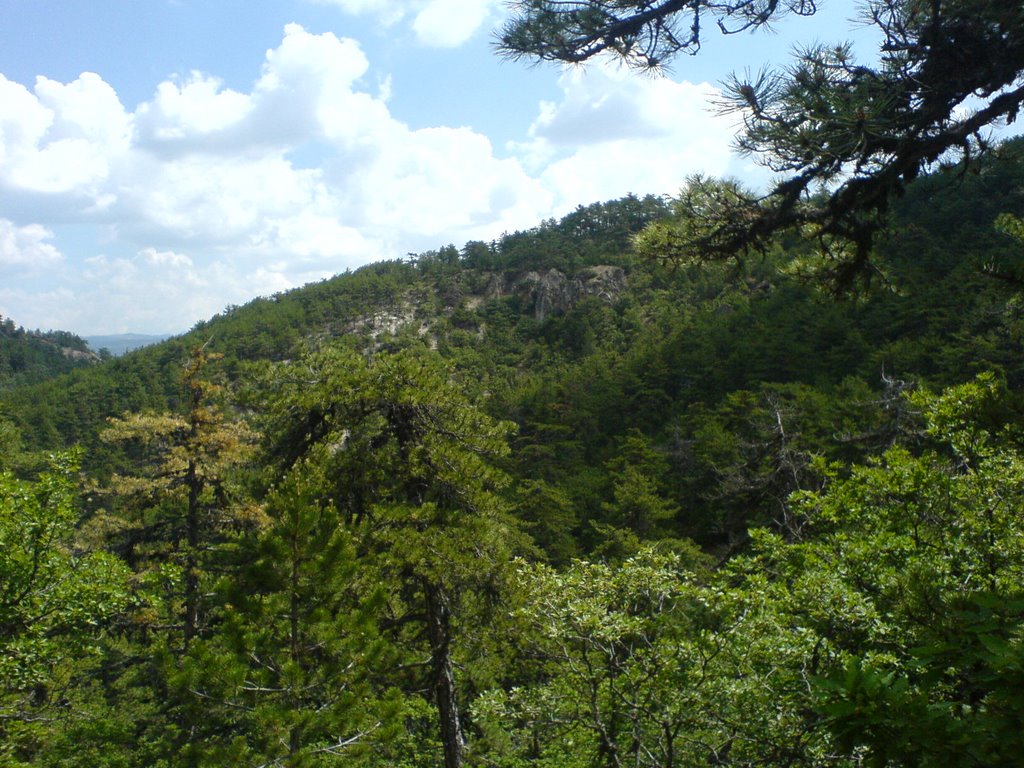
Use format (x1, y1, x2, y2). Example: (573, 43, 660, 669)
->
(488, 266, 628, 321)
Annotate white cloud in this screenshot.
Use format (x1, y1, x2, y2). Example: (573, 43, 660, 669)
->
(0, 25, 555, 331)
(256, 211, 376, 263)
(70, 252, 226, 332)
(137, 74, 251, 141)
(510, 63, 750, 204)
(0, 72, 132, 195)
(0, 75, 53, 161)
(121, 154, 325, 243)
(351, 125, 546, 237)
(413, 0, 497, 48)
(0, 219, 63, 271)
(0, 285, 77, 331)
(139, 247, 194, 269)
(311, 0, 499, 47)
(0, 24, 748, 334)
(310, 0, 406, 27)
(34, 73, 132, 146)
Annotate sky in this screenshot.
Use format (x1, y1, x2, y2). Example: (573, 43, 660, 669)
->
(0, 0, 883, 335)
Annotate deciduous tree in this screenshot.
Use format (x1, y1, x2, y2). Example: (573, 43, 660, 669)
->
(0, 452, 130, 761)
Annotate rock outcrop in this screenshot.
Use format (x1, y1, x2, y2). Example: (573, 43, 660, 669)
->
(515, 266, 627, 321)
(343, 265, 628, 347)
(60, 347, 101, 363)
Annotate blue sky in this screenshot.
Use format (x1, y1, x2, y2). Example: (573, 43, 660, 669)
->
(1, 0, 884, 334)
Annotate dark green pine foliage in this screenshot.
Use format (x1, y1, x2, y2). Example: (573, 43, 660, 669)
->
(4, 145, 1024, 766)
(256, 345, 527, 768)
(0, 315, 96, 390)
(167, 456, 406, 766)
(501, 0, 1024, 288)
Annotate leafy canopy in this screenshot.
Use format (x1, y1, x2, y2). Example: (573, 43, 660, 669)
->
(0, 452, 131, 755)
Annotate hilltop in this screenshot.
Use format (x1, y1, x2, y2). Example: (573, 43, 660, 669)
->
(4, 144, 1024, 766)
(0, 316, 98, 390)
(3, 145, 1024, 545)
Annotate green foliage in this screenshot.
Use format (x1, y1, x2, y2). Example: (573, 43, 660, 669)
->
(786, 374, 1024, 766)
(502, 0, 1024, 286)
(0, 416, 28, 473)
(256, 345, 527, 768)
(475, 546, 836, 768)
(476, 373, 1024, 766)
(5, 148, 1024, 766)
(95, 347, 258, 647)
(0, 451, 131, 762)
(0, 315, 95, 390)
(165, 454, 409, 766)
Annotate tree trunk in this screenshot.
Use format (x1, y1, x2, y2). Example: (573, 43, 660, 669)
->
(183, 359, 204, 648)
(184, 458, 199, 647)
(424, 580, 464, 768)
(289, 534, 302, 758)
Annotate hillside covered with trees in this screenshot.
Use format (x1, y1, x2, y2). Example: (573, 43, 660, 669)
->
(0, 317, 98, 391)
(2, 128, 1024, 766)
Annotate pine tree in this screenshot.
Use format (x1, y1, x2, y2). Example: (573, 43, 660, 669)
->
(260, 345, 526, 768)
(500, 0, 1024, 287)
(98, 345, 257, 647)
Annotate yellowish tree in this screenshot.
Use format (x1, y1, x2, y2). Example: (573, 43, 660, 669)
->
(99, 346, 257, 646)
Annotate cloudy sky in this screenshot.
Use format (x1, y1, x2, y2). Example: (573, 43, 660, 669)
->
(1, 0, 876, 335)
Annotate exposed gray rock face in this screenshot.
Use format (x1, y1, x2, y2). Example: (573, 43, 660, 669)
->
(342, 265, 627, 348)
(61, 347, 101, 363)
(534, 270, 565, 321)
(516, 266, 627, 321)
(581, 265, 629, 302)
(484, 273, 508, 299)
(343, 304, 434, 349)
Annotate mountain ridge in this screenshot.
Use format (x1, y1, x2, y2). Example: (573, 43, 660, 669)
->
(85, 333, 173, 357)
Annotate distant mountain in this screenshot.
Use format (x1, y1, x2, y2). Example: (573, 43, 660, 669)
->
(86, 333, 172, 356)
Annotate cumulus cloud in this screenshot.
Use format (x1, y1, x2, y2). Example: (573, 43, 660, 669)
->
(0, 25, 554, 331)
(0, 24, 746, 333)
(0, 75, 53, 158)
(0, 219, 63, 271)
(139, 247, 194, 269)
(412, 0, 497, 48)
(68, 251, 227, 333)
(0, 285, 78, 331)
(0, 72, 132, 195)
(510, 63, 747, 204)
(311, 0, 500, 47)
(136, 74, 251, 143)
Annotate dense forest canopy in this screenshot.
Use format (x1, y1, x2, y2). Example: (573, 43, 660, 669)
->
(5, 2, 1024, 756)
(2, 129, 1024, 764)
(0, 316, 97, 390)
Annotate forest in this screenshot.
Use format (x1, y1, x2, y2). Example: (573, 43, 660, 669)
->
(2, 128, 1024, 766)
(0, 320, 98, 391)
(4, 1, 1024, 761)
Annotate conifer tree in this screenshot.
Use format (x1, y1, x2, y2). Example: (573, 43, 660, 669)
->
(170, 453, 406, 766)
(99, 345, 256, 646)
(501, 0, 1024, 286)
(260, 345, 525, 768)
